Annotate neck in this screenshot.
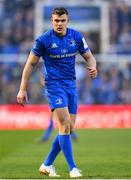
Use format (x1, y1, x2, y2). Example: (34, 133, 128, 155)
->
(54, 29, 67, 37)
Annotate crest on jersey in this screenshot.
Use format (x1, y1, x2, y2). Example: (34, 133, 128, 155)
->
(51, 43, 58, 49)
(69, 39, 76, 46)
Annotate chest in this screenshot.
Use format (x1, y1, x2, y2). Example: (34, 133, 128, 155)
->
(46, 36, 78, 56)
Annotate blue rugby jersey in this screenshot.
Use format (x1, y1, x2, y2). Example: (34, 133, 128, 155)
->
(32, 28, 89, 85)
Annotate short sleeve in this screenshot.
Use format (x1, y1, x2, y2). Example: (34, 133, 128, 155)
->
(77, 32, 90, 54)
(31, 37, 45, 57)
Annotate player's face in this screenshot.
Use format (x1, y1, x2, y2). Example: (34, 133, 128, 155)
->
(51, 14, 69, 36)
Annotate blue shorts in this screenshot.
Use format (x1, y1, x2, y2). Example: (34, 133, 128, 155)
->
(45, 85, 78, 114)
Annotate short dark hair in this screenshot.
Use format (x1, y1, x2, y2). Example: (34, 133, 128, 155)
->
(52, 7, 68, 16)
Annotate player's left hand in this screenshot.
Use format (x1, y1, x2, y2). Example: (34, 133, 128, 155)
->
(87, 67, 97, 78)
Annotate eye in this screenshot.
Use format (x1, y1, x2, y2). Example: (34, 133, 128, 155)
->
(54, 19, 66, 23)
(54, 19, 59, 23)
(61, 19, 66, 22)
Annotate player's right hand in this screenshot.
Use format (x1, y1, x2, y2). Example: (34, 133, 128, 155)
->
(17, 90, 28, 106)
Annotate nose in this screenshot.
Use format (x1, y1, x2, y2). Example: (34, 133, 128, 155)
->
(58, 21, 62, 25)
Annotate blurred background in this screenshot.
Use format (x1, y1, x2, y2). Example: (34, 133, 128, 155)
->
(0, 1, 131, 178)
(0, 0, 131, 105)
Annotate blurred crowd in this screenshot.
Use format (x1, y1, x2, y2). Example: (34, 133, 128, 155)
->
(0, 60, 131, 104)
(0, 0, 34, 54)
(109, 0, 131, 54)
(76, 61, 131, 104)
(0, 0, 131, 104)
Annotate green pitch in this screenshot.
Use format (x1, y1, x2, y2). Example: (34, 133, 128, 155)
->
(0, 129, 131, 179)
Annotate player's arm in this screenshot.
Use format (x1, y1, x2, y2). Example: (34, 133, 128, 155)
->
(17, 52, 40, 105)
(82, 51, 97, 78)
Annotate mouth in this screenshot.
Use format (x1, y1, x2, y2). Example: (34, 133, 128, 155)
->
(57, 27, 63, 31)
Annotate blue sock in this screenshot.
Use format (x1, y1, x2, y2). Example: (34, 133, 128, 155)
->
(44, 134, 61, 166)
(59, 134, 76, 171)
(42, 119, 53, 141)
(71, 131, 78, 141)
